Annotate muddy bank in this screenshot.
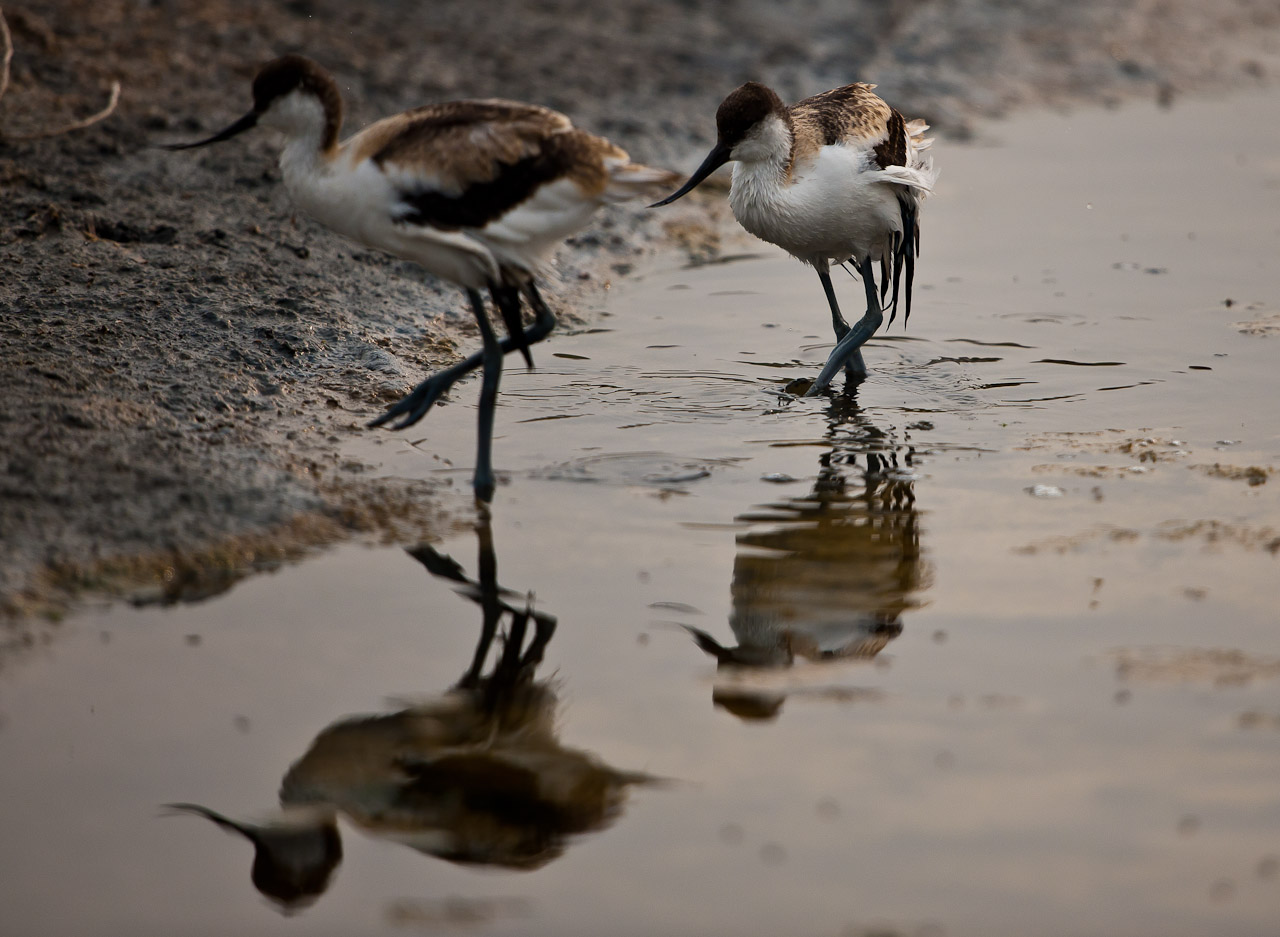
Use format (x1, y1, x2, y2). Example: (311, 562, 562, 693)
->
(2, 0, 1278, 623)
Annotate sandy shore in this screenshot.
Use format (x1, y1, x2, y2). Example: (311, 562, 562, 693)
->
(2, 0, 1277, 623)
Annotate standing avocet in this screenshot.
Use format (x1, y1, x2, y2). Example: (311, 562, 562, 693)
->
(166, 54, 677, 503)
(652, 81, 937, 394)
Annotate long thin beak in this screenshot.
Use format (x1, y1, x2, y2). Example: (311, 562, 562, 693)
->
(649, 142, 732, 207)
(162, 111, 259, 150)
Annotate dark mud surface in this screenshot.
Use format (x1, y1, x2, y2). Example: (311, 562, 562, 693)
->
(3, 0, 1278, 626)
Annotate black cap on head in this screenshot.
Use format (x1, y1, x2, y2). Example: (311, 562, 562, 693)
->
(251, 54, 328, 114)
(714, 82, 785, 148)
(162, 54, 342, 152)
(650, 82, 785, 208)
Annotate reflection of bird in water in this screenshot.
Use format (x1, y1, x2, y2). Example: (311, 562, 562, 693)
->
(165, 54, 677, 502)
(682, 401, 931, 720)
(278, 604, 653, 871)
(652, 81, 936, 393)
(167, 519, 657, 907)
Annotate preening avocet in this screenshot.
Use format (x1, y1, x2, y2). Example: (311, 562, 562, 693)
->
(653, 81, 937, 394)
(166, 54, 677, 503)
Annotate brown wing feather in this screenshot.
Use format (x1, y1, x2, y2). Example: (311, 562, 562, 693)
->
(789, 83, 892, 149)
(348, 101, 622, 230)
(361, 100, 571, 186)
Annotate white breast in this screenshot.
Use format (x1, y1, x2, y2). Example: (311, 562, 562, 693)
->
(729, 144, 910, 267)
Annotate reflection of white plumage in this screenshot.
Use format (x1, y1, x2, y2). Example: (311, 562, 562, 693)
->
(167, 54, 677, 502)
(654, 81, 937, 393)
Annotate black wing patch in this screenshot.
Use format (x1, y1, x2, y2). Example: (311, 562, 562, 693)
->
(394, 149, 568, 230)
(376, 105, 579, 232)
(873, 109, 906, 169)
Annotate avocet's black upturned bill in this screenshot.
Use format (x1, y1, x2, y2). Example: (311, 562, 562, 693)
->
(653, 81, 937, 394)
(166, 55, 677, 502)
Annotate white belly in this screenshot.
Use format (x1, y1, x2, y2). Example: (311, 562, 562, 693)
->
(729, 146, 907, 266)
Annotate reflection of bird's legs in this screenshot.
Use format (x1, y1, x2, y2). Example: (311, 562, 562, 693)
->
(482, 607, 529, 716)
(458, 513, 503, 690)
(518, 604, 557, 678)
(426, 514, 558, 695)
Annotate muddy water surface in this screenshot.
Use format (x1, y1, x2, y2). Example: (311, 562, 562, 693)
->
(2, 91, 1279, 936)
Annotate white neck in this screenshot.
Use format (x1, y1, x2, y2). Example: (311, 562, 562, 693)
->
(730, 114, 792, 169)
(278, 133, 329, 186)
(727, 116, 821, 254)
(261, 91, 333, 181)
(727, 114, 791, 211)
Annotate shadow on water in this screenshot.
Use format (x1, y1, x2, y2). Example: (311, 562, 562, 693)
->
(678, 395, 931, 721)
(166, 518, 658, 913)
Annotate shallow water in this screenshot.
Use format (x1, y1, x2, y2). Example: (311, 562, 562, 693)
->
(3, 90, 1279, 936)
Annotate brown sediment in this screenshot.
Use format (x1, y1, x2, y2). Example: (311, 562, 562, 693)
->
(1015, 520, 1280, 556)
(1110, 647, 1280, 687)
(2, 474, 455, 624)
(1191, 463, 1272, 485)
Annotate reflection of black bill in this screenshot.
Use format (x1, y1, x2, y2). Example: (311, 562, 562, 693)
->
(163, 801, 342, 911)
(649, 142, 731, 207)
(162, 111, 259, 150)
(712, 686, 786, 721)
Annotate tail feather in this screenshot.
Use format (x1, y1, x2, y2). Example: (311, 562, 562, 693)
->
(889, 230, 904, 325)
(905, 118, 932, 150)
(886, 193, 921, 327)
(880, 162, 936, 196)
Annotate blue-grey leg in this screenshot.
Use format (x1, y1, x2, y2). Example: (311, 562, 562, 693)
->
(521, 281, 558, 336)
(816, 262, 866, 380)
(805, 256, 882, 396)
(492, 285, 535, 369)
(471, 287, 503, 503)
(370, 283, 557, 430)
